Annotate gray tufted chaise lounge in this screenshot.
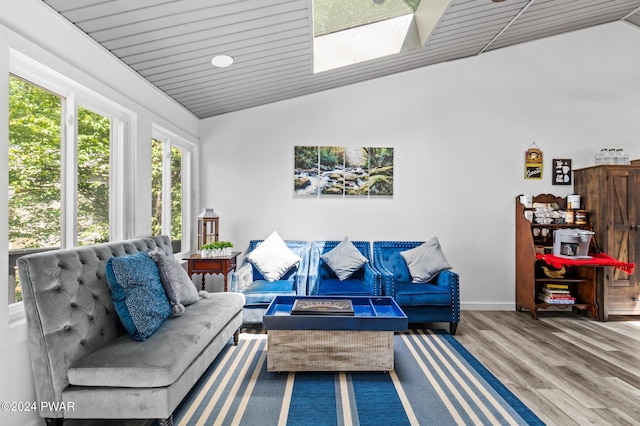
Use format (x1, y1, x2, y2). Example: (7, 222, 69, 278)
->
(17, 236, 244, 425)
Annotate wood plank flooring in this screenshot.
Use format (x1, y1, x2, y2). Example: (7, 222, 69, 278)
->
(455, 311, 640, 426)
(64, 311, 640, 425)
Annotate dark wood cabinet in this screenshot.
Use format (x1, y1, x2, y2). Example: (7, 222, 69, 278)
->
(574, 165, 640, 320)
(515, 194, 598, 320)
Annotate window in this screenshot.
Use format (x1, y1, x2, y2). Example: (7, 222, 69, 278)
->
(7, 64, 126, 306)
(8, 76, 63, 304)
(8, 76, 62, 252)
(77, 106, 111, 246)
(152, 134, 188, 254)
(312, 0, 449, 73)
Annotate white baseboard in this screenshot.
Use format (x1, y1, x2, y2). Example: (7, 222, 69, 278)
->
(460, 302, 515, 311)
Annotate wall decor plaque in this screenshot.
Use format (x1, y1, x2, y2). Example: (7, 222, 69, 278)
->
(552, 159, 572, 185)
(524, 142, 543, 180)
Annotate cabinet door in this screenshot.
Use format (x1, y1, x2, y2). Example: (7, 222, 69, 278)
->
(607, 169, 638, 288)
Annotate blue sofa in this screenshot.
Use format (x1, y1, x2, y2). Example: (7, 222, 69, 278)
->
(373, 241, 460, 334)
(232, 239, 311, 324)
(307, 240, 382, 296)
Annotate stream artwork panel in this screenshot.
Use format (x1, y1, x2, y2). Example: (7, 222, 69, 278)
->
(294, 146, 393, 197)
(320, 146, 345, 196)
(367, 147, 394, 196)
(294, 146, 319, 195)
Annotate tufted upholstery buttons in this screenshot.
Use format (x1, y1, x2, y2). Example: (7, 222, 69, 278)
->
(80, 339, 86, 345)
(70, 302, 77, 308)
(64, 325, 71, 330)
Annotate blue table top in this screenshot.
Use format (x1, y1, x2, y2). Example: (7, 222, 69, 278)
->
(263, 296, 408, 331)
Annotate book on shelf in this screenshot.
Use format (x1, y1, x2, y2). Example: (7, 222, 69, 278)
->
(542, 283, 569, 290)
(538, 293, 576, 304)
(541, 287, 571, 295)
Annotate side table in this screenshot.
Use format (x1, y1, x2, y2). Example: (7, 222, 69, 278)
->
(183, 252, 240, 292)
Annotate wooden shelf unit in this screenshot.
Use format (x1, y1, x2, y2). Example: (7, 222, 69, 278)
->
(515, 194, 598, 320)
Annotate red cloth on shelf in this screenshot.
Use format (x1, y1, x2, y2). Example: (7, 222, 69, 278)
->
(536, 253, 635, 274)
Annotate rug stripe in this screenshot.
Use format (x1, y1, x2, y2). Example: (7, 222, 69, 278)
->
(399, 332, 467, 425)
(197, 336, 262, 425)
(410, 332, 485, 425)
(351, 372, 411, 426)
(409, 330, 499, 425)
(339, 372, 354, 426)
(389, 369, 419, 426)
(421, 330, 521, 426)
(433, 331, 545, 426)
(278, 373, 295, 426)
(228, 347, 267, 425)
(287, 373, 338, 425)
(176, 338, 245, 426)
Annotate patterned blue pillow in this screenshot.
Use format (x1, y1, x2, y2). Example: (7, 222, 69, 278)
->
(105, 251, 172, 341)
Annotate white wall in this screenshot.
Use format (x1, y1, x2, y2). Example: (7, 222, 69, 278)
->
(0, 1, 200, 424)
(200, 22, 640, 310)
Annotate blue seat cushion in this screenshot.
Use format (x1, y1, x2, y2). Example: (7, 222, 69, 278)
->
(317, 279, 372, 296)
(243, 280, 296, 304)
(394, 282, 452, 306)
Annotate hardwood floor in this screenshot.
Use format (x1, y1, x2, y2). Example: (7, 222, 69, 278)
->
(455, 311, 640, 426)
(65, 311, 640, 425)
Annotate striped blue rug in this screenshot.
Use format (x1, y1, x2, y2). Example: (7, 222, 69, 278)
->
(174, 329, 544, 426)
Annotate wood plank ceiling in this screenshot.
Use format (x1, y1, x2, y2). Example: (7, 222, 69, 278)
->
(42, 0, 640, 119)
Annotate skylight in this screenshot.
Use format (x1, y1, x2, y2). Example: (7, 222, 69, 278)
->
(314, 0, 420, 37)
(313, 0, 451, 73)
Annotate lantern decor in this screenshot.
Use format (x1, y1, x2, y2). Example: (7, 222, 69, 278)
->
(197, 208, 219, 249)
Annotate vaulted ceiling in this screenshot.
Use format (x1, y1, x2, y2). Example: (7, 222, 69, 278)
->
(43, 0, 640, 118)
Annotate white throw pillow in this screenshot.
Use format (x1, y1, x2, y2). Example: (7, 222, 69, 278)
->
(400, 237, 452, 283)
(246, 231, 301, 282)
(321, 237, 368, 281)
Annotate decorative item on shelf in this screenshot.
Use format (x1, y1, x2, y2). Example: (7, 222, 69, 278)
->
(524, 142, 543, 180)
(541, 265, 566, 279)
(197, 208, 219, 249)
(575, 210, 588, 225)
(567, 194, 581, 210)
(564, 209, 574, 224)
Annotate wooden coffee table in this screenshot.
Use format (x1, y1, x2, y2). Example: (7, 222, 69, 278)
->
(263, 296, 408, 372)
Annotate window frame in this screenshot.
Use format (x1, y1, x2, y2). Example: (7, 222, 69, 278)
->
(152, 126, 194, 258)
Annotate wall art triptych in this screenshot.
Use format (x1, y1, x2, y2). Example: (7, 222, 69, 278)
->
(294, 146, 394, 197)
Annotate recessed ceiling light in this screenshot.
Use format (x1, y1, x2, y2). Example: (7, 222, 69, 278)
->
(211, 55, 234, 68)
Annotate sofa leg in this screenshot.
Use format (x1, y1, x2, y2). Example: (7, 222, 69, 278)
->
(450, 322, 458, 335)
(45, 419, 64, 426)
(157, 414, 173, 426)
(233, 329, 239, 345)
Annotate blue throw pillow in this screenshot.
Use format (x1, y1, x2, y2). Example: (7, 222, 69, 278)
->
(105, 251, 172, 341)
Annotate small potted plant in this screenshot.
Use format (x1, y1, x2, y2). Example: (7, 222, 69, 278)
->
(213, 241, 233, 256)
(202, 241, 233, 257)
(200, 243, 215, 257)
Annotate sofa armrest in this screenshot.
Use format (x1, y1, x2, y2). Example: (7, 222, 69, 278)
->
(294, 258, 310, 296)
(363, 262, 383, 296)
(306, 246, 321, 295)
(435, 269, 460, 322)
(374, 262, 396, 297)
(232, 263, 253, 293)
